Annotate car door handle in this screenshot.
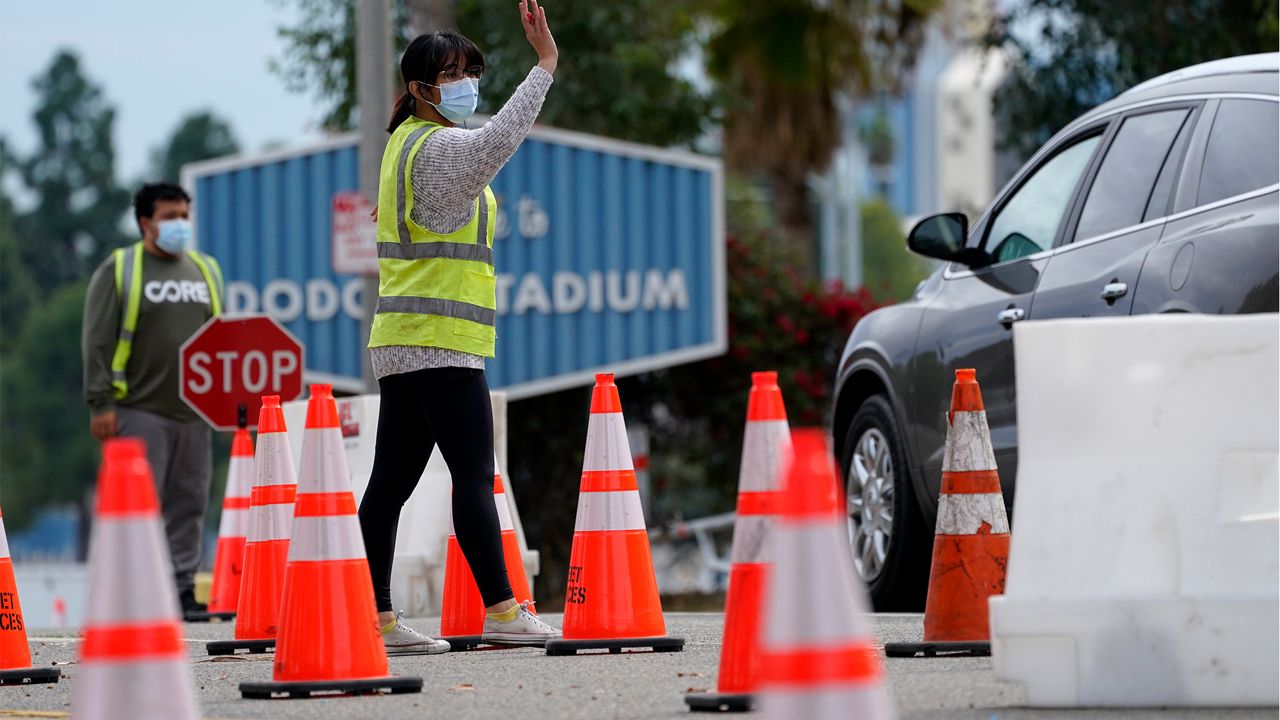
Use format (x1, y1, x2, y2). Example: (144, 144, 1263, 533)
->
(997, 307, 1025, 325)
(1101, 282, 1129, 302)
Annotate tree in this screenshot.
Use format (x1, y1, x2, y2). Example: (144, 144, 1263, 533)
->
(860, 198, 931, 304)
(0, 280, 99, 531)
(150, 111, 240, 184)
(13, 51, 131, 293)
(985, 0, 1280, 161)
(0, 187, 39, 350)
(702, 0, 942, 275)
(270, 0, 713, 146)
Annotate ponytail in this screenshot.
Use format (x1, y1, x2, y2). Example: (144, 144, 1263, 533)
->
(386, 92, 415, 134)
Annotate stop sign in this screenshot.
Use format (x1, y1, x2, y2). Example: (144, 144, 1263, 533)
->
(180, 315, 305, 431)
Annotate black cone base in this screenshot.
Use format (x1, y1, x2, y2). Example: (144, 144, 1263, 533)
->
(184, 609, 236, 623)
(438, 634, 483, 652)
(240, 675, 423, 699)
(0, 666, 61, 685)
(684, 691, 753, 712)
(206, 639, 275, 656)
(884, 640, 990, 658)
(545, 635, 684, 656)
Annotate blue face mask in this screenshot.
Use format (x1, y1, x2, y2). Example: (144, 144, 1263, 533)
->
(423, 77, 479, 124)
(155, 219, 193, 254)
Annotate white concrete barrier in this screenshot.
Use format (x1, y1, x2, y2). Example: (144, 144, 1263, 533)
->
(991, 314, 1279, 706)
(284, 391, 538, 616)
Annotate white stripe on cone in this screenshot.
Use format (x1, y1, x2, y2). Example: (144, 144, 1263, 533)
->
(254, 434, 297, 487)
(943, 411, 998, 472)
(729, 516, 773, 564)
(582, 413, 634, 472)
(288, 514, 366, 562)
(763, 523, 874, 647)
(936, 493, 1010, 535)
(573, 490, 646, 532)
(248, 502, 294, 543)
(226, 455, 254, 497)
(299, 428, 354, 493)
(219, 508, 250, 538)
(74, 659, 199, 720)
(83, 519, 181, 625)
(494, 492, 514, 532)
(0, 515, 9, 559)
(739, 420, 791, 493)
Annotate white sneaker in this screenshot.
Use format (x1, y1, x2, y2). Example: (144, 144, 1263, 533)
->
(382, 611, 450, 654)
(481, 601, 561, 646)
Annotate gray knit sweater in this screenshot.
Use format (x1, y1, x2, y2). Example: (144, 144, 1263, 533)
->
(370, 66, 554, 380)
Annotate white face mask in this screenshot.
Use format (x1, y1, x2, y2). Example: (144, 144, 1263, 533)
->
(155, 219, 193, 254)
(422, 77, 479, 123)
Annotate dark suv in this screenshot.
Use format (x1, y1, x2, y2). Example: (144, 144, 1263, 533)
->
(832, 54, 1279, 610)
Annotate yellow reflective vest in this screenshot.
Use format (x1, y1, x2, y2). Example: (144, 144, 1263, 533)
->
(111, 242, 223, 400)
(368, 116, 498, 357)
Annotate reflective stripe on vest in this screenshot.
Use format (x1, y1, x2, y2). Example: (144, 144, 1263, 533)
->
(368, 116, 498, 357)
(110, 242, 223, 400)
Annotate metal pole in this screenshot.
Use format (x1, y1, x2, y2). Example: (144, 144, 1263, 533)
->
(356, 0, 394, 393)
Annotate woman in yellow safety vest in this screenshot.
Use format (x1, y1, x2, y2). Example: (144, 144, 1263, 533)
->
(357, 0, 560, 652)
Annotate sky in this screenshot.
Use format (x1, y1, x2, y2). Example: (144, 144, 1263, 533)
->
(0, 0, 328, 194)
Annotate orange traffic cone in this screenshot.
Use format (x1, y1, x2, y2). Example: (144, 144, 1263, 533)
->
(207, 427, 254, 617)
(438, 455, 536, 650)
(207, 396, 295, 656)
(545, 373, 683, 656)
(758, 429, 895, 719)
(0, 505, 61, 685)
(71, 438, 200, 719)
(240, 384, 421, 699)
(686, 371, 791, 712)
(884, 368, 1010, 658)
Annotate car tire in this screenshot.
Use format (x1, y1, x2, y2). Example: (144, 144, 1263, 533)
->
(840, 394, 932, 611)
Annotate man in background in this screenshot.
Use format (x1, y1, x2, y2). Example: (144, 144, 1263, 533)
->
(82, 182, 224, 619)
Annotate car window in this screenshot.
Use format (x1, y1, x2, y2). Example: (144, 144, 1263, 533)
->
(1198, 99, 1280, 206)
(985, 136, 1101, 263)
(1075, 109, 1189, 241)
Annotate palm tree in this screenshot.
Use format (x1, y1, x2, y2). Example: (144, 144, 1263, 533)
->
(703, 0, 940, 276)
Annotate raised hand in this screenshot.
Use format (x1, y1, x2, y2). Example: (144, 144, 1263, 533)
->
(519, 0, 558, 75)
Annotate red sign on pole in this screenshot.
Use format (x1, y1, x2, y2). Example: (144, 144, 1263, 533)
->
(180, 315, 306, 431)
(332, 191, 378, 276)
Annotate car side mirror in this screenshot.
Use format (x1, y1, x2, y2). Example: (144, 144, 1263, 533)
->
(907, 213, 969, 261)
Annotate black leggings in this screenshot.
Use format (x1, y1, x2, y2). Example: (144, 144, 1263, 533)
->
(358, 366, 514, 610)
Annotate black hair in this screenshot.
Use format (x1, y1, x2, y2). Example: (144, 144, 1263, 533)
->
(133, 182, 191, 231)
(387, 31, 485, 133)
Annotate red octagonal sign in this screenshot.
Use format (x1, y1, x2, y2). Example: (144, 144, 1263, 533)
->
(180, 315, 306, 431)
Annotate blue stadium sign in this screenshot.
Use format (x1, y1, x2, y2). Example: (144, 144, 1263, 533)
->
(183, 124, 725, 398)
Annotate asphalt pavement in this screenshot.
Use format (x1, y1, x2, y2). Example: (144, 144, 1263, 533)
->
(5, 613, 1276, 720)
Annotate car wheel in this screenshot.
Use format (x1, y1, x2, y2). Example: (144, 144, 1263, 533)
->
(840, 394, 931, 611)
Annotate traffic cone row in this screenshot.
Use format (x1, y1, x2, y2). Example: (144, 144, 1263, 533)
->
(207, 427, 254, 615)
(885, 368, 1010, 658)
(208, 396, 296, 656)
(72, 439, 200, 719)
(0, 504, 61, 685)
(438, 457, 536, 650)
(240, 384, 421, 699)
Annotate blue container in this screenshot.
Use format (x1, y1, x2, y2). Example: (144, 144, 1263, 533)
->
(185, 126, 725, 397)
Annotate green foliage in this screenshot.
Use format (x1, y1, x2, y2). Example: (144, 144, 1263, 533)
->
(456, 0, 712, 147)
(270, 0, 363, 131)
(0, 281, 99, 530)
(860, 198, 931, 304)
(270, 0, 712, 146)
(13, 51, 131, 291)
(985, 0, 1280, 161)
(0, 188, 38, 349)
(150, 111, 241, 183)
